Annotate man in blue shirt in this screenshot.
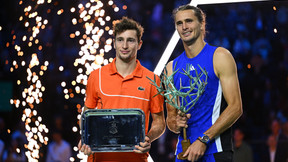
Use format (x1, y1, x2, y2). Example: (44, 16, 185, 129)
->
(166, 5, 243, 162)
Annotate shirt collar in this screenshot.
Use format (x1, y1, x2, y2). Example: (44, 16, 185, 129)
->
(109, 58, 143, 78)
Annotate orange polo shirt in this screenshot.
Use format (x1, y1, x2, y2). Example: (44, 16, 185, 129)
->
(85, 58, 164, 162)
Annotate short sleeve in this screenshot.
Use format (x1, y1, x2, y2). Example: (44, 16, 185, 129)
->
(84, 70, 98, 108)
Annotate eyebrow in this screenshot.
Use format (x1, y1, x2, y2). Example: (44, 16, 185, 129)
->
(116, 36, 136, 40)
(176, 18, 193, 24)
(127, 37, 136, 41)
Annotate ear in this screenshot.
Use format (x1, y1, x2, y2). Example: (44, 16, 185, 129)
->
(200, 23, 204, 30)
(137, 40, 143, 50)
(113, 39, 115, 49)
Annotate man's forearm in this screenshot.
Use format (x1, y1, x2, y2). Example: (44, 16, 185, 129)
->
(147, 123, 165, 142)
(146, 112, 165, 142)
(166, 116, 181, 134)
(166, 103, 181, 134)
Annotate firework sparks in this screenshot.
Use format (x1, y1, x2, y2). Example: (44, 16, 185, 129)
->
(67, 0, 126, 161)
(9, 0, 54, 161)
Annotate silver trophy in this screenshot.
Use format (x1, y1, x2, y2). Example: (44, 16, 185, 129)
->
(81, 108, 145, 152)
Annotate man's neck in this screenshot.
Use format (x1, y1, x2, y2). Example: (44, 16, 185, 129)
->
(115, 58, 137, 78)
(183, 38, 206, 58)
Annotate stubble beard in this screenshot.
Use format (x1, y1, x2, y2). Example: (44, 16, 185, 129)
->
(182, 29, 201, 46)
(118, 53, 135, 63)
(183, 37, 197, 46)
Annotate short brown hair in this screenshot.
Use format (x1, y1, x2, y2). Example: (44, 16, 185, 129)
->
(113, 17, 144, 42)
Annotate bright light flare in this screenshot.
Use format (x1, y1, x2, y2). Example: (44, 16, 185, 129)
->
(69, 3, 124, 160)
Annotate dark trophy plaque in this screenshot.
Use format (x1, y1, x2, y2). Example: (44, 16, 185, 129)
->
(81, 108, 145, 152)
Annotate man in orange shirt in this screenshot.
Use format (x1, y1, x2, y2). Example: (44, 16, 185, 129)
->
(78, 17, 165, 162)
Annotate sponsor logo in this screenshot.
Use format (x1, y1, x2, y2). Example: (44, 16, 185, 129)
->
(138, 86, 145, 91)
(190, 65, 195, 71)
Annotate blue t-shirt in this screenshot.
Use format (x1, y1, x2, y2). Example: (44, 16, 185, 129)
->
(173, 43, 232, 155)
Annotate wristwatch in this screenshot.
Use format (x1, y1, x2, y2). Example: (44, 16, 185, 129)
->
(198, 134, 210, 145)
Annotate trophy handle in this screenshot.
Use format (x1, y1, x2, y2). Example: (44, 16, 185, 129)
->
(177, 97, 191, 160)
(177, 127, 190, 160)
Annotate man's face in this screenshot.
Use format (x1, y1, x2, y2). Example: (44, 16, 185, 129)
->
(175, 10, 203, 44)
(113, 30, 142, 63)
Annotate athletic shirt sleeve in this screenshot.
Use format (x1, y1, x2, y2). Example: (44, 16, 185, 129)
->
(84, 70, 99, 109)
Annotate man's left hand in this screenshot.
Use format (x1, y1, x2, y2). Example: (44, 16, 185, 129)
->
(133, 136, 151, 153)
(183, 139, 207, 162)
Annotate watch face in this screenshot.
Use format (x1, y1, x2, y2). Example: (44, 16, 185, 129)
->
(202, 135, 209, 142)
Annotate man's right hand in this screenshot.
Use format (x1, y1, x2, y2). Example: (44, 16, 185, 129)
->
(78, 140, 92, 156)
(176, 110, 191, 130)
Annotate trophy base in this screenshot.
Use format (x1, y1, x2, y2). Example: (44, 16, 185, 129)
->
(177, 152, 187, 160)
(177, 139, 191, 160)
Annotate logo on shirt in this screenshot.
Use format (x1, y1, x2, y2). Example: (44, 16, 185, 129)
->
(190, 65, 195, 71)
(138, 86, 145, 91)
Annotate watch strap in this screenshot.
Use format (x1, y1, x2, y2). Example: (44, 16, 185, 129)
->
(198, 134, 210, 145)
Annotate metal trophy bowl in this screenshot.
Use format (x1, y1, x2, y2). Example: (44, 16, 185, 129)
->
(147, 62, 207, 160)
(81, 108, 145, 152)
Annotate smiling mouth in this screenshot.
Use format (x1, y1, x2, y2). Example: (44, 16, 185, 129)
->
(182, 31, 191, 37)
(121, 51, 129, 54)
